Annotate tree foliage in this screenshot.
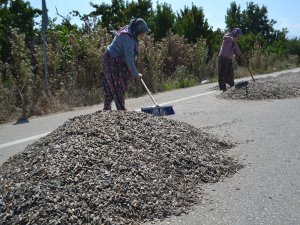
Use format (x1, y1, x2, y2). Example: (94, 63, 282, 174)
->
(174, 4, 212, 43)
(150, 2, 175, 41)
(0, 0, 39, 62)
(126, 0, 153, 21)
(87, 0, 153, 30)
(225, 1, 286, 45)
(225, 1, 289, 58)
(89, 0, 127, 29)
(286, 38, 300, 59)
(8, 28, 34, 118)
(241, 2, 278, 42)
(225, 2, 242, 31)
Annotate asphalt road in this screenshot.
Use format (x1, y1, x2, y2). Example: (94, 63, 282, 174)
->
(1, 68, 300, 225)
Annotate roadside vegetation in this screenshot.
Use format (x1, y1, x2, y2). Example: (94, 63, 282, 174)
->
(0, 0, 299, 123)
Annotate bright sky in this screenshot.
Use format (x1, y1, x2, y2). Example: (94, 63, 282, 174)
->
(28, 0, 300, 38)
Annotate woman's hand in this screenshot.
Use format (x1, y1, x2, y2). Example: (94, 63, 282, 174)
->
(135, 73, 142, 80)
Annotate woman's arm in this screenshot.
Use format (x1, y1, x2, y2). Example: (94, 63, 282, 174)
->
(122, 35, 139, 77)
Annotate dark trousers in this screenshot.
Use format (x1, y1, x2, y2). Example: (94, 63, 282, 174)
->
(218, 56, 234, 90)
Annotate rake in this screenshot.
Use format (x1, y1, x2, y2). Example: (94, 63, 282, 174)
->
(246, 65, 256, 82)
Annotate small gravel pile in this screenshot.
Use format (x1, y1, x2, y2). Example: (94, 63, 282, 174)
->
(0, 111, 242, 225)
(220, 72, 300, 100)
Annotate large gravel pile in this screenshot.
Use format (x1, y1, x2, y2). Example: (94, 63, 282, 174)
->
(0, 111, 242, 224)
(219, 72, 300, 100)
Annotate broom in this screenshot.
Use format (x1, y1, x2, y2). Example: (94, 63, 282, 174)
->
(140, 79, 175, 116)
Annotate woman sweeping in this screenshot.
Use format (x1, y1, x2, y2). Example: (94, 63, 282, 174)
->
(218, 28, 244, 91)
(102, 18, 149, 110)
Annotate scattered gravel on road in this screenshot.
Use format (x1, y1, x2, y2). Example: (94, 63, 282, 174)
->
(219, 72, 300, 100)
(0, 111, 242, 225)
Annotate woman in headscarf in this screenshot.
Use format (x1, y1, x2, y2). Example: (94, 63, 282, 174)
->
(218, 28, 244, 91)
(102, 18, 149, 110)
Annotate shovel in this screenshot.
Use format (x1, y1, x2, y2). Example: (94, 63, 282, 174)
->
(140, 79, 175, 116)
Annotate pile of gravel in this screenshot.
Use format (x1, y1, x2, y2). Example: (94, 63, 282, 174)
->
(219, 72, 300, 100)
(0, 111, 242, 224)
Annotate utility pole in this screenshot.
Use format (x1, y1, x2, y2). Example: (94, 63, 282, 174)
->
(42, 0, 49, 96)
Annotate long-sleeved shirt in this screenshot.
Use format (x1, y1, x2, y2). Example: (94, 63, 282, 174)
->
(106, 34, 139, 77)
(218, 33, 241, 59)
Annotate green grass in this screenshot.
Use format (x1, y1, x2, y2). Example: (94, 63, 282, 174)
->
(162, 77, 197, 91)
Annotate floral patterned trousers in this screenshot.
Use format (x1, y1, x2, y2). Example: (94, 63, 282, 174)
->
(102, 50, 131, 110)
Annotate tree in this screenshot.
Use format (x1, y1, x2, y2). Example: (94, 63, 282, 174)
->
(225, 2, 242, 31)
(241, 2, 277, 43)
(174, 4, 212, 43)
(86, 0, 153, 30)
(151, 2, 175, 41)
(224, 1, 289, 60)
(88, 0, 128, 30)
(0, 0, 39, 62)
(225, 1, 285, 45)
(126, 0, 153, 21)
